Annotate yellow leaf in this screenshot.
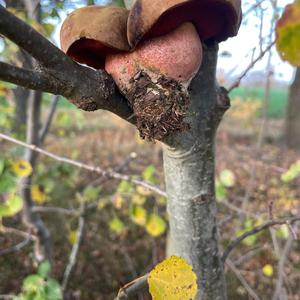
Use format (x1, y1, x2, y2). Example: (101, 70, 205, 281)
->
(148, 256, 198, 300)
(262, 264, 274, 277)
(276, 1, 300, 66)
(145, 214, 166, 237)
(11, 159, 33, 177)
(113, 194, 124, 209)
(68, 230, 77, 245)
(137, 186, 152, 196)
(132, 194, 146, 205)
(31, 185, 46, 204)
(131, 206, 147, 226)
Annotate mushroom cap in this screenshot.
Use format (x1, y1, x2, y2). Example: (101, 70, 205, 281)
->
(106, 23, 202, 90)
(127, 0, 242, 48)
(60, 5, 130, 69)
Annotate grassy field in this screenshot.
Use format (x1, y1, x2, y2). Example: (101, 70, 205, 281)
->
(230, 86, 288, 118)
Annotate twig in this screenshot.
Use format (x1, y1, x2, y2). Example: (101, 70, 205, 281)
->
(39, 95, 59, 144)
(32, 206, 79, 216)
(222, 217, 300, 263)
(61, 204, 85, 292)
(0, 4, 71, 68)
(227, 41, 275, 92)
(0, 237, 32, 256)
(0, 133, 167, 197)
(272, 222, 299, 300)
(226, 259, 260, 300)
(115, 274, 149, 300)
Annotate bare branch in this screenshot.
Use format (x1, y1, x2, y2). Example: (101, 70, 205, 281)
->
(226, 259, 260, 300)
(62, 203, 85, 292)
(222, 217, 300, 263)
(0, 133, 167, 197)
(0, 4, 71, 68)
(0, 62, 57, 92)
(0, 237, 32, 256)
(115, 274, 149, 300)
(32, 206, 79, 216)
(227, 41, 275, 92)
(39, 95, 59, 144)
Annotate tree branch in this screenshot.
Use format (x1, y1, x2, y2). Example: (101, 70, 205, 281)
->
(0, 4, 71, 68)
(222, 216, 300, 263)
(227, 41, 275, 92)
(0, 6, 134, 121)
(115, 274, 149, 300)
(0, 133, 166, 197)
(0, 62, 55, 92)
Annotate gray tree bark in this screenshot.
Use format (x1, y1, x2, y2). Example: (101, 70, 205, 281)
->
(5, 0, 28, 133)
(163, 43, 229, 300)
(285, 67, 300, 151)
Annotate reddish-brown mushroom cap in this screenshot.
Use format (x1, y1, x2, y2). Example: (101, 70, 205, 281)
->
(127, 0, 242, 48)
(60, 6, 130, 69)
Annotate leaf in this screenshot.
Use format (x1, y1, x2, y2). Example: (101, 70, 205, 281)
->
(83, 186, 101, 202)
(142, 165, 158, 184)
(281, 160, 300, 183)
(109, 217, 125, 234)
(117, 180, 134, 193)
(113, 194, 125, 209)
(0, 157, 5, 175)
(132, 194, 147, 205)
(219, 169, 236, 188)
(148, 256, 197, 300)
(130, 205, 147, 226)
(10, 159, 33, 177)
(145, 214, 166, 237)
(22, 275, 44, 292)
(68, 230, 78, 245)
(0, 173, 16, 193)
(276, 0, 300, 66)
(38, 261, 51, 278)
(31, 185, 46, 204)
(0, 194, 23, 217)
(262, 264, 274, 277)
(215, 180, 227, 202)
(45, 279, 63, 300)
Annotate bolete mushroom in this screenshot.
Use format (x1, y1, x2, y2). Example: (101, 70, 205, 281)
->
(60, 1, 241, 141)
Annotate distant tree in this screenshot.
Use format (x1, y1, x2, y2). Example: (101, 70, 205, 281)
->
(285, 67, 300, 151)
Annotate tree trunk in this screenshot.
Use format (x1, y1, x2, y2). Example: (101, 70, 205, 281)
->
(285, 67, 300, 151)
(5, 0, 29, 133)
(163, 42, 228, 300)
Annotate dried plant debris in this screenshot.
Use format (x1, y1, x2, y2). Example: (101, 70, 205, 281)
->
(125, 71, 190, 141)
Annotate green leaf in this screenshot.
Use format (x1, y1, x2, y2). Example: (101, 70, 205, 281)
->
(83, 186, 101, 202)
(45, 279, 63, 300)
(0, 194, 23, 217)
(219, 169, 236, 188)
(0, 157, 5, 175)
(109, 217, 125, 234)
(23, 275, 44, 292)
(117, 180, 134, 193)
(276, 0, 300, 66)
(0, 173, 17, 193)
(281, 160, 300, 183)
(38, 261, 51, 278)
(142, 165, 158, 184)
(215, 180, 227, 202)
